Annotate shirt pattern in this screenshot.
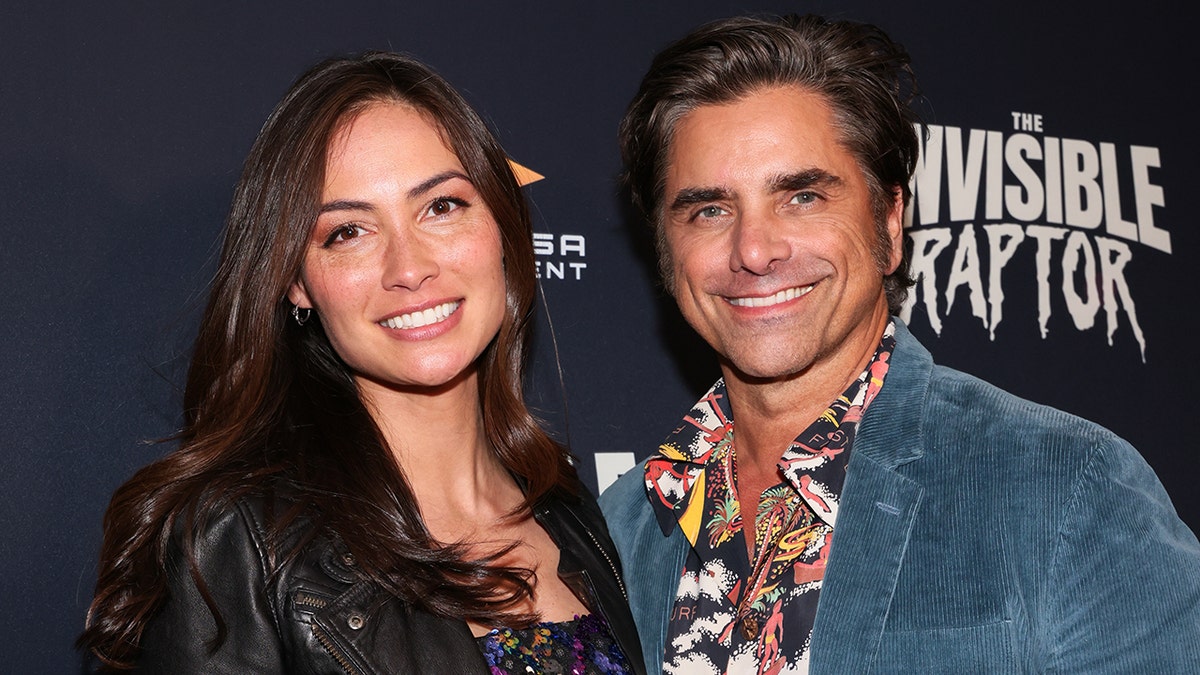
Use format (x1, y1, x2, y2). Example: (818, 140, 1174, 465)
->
(645, 322, 896, 675)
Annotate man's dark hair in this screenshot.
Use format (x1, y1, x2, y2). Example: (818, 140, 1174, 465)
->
(619, 14, 920, 313)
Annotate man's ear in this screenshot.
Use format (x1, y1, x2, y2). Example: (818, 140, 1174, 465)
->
(287, 278, 312, 309)
(883, 188, 905, 274)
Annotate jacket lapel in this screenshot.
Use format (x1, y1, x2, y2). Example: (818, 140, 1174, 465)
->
(809, 453, 923, 672)
(809, 320, 931, 672)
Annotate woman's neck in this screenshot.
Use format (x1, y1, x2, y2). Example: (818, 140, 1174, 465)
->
(357, 369, 524, 541)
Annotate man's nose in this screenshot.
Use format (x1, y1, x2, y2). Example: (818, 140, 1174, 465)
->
(729, 211, 791, 275)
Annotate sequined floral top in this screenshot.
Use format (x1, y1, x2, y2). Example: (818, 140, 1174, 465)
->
(476, 612, 632, 675)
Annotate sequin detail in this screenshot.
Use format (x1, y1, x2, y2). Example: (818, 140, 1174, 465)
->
(476, 613, 631, 675)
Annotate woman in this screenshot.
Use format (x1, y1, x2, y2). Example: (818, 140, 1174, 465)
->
(79, 52, 644, 674)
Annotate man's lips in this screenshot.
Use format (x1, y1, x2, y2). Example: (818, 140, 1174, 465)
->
(724, 284, 815, 308)
(378, 300, 461, 329)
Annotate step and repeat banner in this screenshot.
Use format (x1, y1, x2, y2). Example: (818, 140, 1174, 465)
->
(1, 1, 1192, 669)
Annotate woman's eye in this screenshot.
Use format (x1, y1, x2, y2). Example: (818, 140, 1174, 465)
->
(322, 224, 365, 247)
(425, 197, 466, 218)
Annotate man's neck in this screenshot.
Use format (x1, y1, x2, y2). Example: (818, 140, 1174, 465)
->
(722, 314, 889, 478)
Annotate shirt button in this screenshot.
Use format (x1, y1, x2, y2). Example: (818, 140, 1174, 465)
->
(347, 613, 365, 630)
(740, 616, 759, 640)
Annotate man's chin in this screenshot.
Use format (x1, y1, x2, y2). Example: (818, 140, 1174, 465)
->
(718, 353, 814, 386)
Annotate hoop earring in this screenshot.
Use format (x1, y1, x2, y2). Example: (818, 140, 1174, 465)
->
(292, 304, 312, 326)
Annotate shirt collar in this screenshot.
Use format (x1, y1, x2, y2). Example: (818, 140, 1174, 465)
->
(645, 320, 896, 536)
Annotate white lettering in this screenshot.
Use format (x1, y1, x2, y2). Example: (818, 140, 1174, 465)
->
(1025, 225, 1067, 339)
(1130, 146, 1170, 253)
(983, 224, 1025, 339)
(560, 234, 586, 256)
(1011, 111, 1043, 132)
(1004, 133, 1044, 222)
(946, 127, 988, 221)
(1097, 237, 1146, 361)
(533, 233, 588, 280)
(903, 118, 1164, 358)
(1061, 231, 1100, 330)
(1062, 139, 1102, 229)
(900, 228, 954, 333)
(1044, 136, 1063, 224)
(944, 224, 988, 329)
(1100, 143, 1139, 243)
(985, 131, 1004, 220)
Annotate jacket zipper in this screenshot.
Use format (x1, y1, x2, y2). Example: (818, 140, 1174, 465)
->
(294, 591, 329, 611)
(294, 592, 363, 675)
(583, 526, 627, 600)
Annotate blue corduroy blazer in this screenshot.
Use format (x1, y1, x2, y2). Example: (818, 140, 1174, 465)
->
(600, 320, 1200, 673)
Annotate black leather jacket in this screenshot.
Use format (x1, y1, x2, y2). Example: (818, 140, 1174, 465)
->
(138, 488, 646, 674)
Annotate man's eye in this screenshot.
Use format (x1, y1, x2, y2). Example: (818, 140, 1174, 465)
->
(698, 205, 726, 218)
(322, 224, 365, 247)
(791, 192, 818, 205)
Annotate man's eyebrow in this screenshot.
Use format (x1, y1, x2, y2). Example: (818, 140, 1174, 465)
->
(771, 169, 842, 192)
(317, 170, 471, 214)
(668, 187, 730, 213)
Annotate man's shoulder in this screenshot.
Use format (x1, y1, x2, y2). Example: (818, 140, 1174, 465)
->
(925, 361, 1120, 446)
(599, 458, 652, 523)
(890, 321, 1117, 444)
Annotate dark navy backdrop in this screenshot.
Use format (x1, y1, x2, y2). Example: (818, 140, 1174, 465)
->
(2, 2, 1194, 670)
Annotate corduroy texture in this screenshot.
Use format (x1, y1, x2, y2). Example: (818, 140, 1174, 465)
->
(601, 320, 1200, 674)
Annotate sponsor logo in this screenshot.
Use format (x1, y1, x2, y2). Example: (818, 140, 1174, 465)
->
(510, 160, 589, 281)
(534, 233, 587, 280)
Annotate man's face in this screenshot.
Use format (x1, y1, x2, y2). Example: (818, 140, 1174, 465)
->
(661, 86, 903, 387)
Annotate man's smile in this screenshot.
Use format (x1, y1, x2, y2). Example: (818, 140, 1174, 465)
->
(724, 284, 815, 308)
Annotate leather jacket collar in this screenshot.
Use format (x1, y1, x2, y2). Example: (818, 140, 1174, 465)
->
(138, 486, 646, 674)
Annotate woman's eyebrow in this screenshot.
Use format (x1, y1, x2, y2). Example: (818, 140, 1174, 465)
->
(407, 170, 470, 200)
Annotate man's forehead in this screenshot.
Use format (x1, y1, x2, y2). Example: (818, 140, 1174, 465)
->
(663, 88, 852, 194)
(671, 85, 835, 137)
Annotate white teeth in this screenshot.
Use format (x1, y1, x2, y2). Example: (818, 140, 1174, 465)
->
(380, 301, 460, 329)
(727, 285, 814, 308)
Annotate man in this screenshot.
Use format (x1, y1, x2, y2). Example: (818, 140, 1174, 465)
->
(600, 14, 1200, 674)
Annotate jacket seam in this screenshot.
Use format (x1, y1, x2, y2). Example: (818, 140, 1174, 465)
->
(1040, 433, 1105, 673)
(235, 497, 291, 654)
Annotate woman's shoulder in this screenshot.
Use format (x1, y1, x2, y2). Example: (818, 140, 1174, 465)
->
(139, 483, 337, 669)
(166, 481, 321, 578)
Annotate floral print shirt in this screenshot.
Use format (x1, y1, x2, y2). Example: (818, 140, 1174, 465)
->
(644, 322, 896, 674)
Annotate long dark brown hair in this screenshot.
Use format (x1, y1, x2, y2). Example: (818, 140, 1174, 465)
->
(78, 51, 577, 670)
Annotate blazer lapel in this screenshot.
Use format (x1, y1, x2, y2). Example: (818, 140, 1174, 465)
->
(809, 453, 923, 672)
(809, 320, 931, 672)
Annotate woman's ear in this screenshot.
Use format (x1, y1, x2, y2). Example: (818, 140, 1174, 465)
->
(288, 279, 312, 309)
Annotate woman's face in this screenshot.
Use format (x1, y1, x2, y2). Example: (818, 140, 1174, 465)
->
(289, 102, 507, 394)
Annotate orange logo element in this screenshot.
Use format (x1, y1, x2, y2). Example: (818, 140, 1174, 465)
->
(508, 159, 544, 186)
